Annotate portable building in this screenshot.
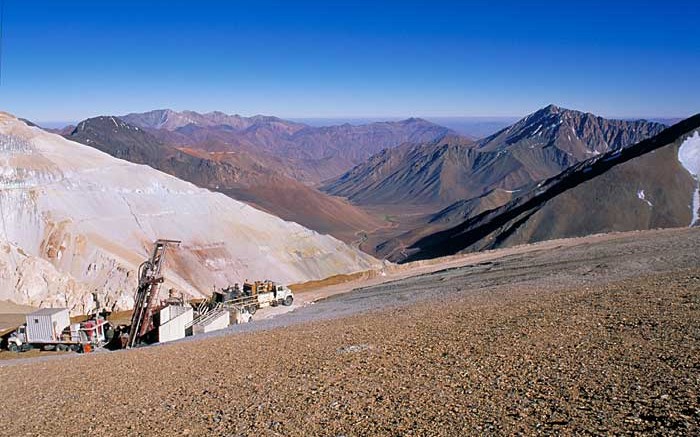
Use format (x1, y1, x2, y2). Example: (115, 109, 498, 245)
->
(158, 305, 193, 343)
(25, 308, 70, 343)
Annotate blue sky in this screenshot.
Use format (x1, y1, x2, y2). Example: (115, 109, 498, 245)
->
(1, 0, 698, 122)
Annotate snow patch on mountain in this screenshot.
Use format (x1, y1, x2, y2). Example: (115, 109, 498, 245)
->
(678, 131, 700, 174)
(637, 189, 653, 207)
(678, 131, 700, 225)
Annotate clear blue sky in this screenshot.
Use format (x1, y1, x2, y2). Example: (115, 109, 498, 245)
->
(1, 0, 698, 122)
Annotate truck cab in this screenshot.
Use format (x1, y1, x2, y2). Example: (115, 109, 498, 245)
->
(248, 283, 294, 312)
(7, 325, 27, 352)
(274, 285, 294, 306)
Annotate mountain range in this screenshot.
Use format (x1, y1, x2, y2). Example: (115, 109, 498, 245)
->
(404, 114, 700, 261)
(4, 101, 699, 315)
(324, 105, 666, 208)
(132, 107, 691, 254)
(62, 110, 457, 244)
(50, 105, 688, 266)
(0, 113, 379, 313)
(322, 105, 666, 259)
(65, 116, 384, 242)
(120, 109, 454, 183)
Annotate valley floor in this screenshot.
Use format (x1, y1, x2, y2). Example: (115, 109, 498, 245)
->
(0, 227, 699, 435)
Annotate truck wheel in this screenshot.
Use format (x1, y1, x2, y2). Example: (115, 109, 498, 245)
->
(56, 344, 68, 352)
(248, 305, 257, 315)
(8, 343, 18, 352)
(283, 295, 294, 306)
(70, 344, 80, 352)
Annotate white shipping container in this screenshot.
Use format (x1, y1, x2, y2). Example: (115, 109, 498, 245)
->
(159, 304, 191, 324)
(25, 308, 70, 343)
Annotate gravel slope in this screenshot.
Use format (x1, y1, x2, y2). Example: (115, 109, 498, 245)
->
(0, 228, 698, 436)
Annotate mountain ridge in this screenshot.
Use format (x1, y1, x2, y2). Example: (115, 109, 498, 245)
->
(65, 116, 385, 242)
(324, 105, 665, 208)
(404, 113, 700, 261)
(120, 109, 455, 183)
(322, 105, 667, 260)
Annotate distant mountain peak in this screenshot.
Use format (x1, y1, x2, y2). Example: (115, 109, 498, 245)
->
(478, 105, 666, 161)
(119, 109, 309, 133)
(397, 117, 440, 126)
(542, 103, 561, 113)
(527, 104, 583, 122)
(73, 115, 144, 134)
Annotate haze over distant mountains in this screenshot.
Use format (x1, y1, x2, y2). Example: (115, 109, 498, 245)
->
(291, 116, 520, 139)
(65, 116, 385, 242)
(42, 114, 682, 140)
(120, 109, 454, 183)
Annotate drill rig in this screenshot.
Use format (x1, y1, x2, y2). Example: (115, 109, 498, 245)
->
(127, 239, 181, 348)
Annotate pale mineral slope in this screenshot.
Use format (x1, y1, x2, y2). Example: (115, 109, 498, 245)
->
(0, 113, 380, 313)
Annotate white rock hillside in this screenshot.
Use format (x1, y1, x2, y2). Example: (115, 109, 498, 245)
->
(0, 113, 381, 313)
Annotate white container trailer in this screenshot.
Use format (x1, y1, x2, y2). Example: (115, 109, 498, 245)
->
(25, 308, 70, 343)
(7, 308, 108, 353)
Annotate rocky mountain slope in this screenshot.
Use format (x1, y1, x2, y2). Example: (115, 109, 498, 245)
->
(404, 114, 700, 261)
(65, 117, 384, 241)
(323, 105, 666, 208)
(477, 104, 665, 162)
(323, 106, 666, 260)
(121, 109, 454, 183)
(370, 188, 517, 260)
(0, 112, 380, 313)
(322, 134, 525, 207)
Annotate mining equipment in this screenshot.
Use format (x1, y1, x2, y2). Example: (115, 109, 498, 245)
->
(4, 239, 297, 352)
(213, 280, 294, 315)
(187, 280, 294, 330)
(126, 239, 181, 348)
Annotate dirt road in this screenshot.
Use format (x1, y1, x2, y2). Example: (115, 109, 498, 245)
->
(0, 227, 698, 435)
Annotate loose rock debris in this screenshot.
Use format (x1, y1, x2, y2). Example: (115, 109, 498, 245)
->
(1, 230, 699, 436)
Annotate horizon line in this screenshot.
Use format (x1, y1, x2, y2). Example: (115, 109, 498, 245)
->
(33, 112, 692, 126)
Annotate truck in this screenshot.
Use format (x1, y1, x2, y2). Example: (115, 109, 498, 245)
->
(6, 308, 109, 353)
(213, 280, 294, 315)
